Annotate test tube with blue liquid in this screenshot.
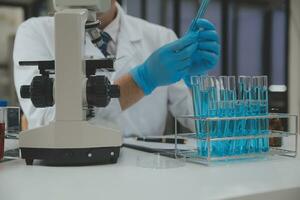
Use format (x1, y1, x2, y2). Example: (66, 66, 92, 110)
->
(252, 77, 261, 152)
(191, 76, 207, 157)
(192, 76, 220, 157)
(237, 76, 253, 154)
(218, 76, 236, 156)
(207, 76, 230, 157)
(202, 76, 215, 157)
(253, 76, 269, 152)
(191, 76, 201, 122)
(207, 76, 225, 157)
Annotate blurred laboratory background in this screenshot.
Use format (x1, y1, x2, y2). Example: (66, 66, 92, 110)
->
(0, 0, 299, 131)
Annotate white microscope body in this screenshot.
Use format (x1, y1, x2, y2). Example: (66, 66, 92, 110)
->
(19, 0, 122, 165)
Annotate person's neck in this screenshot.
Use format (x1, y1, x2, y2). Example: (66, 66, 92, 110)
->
(97, 4, 117, 30)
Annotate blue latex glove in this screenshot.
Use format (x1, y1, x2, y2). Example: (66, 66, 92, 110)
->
(184, 19, 221, 87)
(130, 33, 199, 95)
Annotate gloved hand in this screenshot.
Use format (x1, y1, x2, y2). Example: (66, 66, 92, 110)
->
(184, 19, 221, 87)
(130, 33, 199, 95)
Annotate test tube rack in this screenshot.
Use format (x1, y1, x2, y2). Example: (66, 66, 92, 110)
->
(174, 113, 298, 166)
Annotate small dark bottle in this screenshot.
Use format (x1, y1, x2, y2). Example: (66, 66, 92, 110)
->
(0, 100, 8, 160)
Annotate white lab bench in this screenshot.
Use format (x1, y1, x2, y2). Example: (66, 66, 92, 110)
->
(0, 140, 300, 200)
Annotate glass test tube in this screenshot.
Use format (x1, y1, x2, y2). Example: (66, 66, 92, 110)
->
(206, 76, 221, 157)
(191, 76, 207, 157)
(253, 76, 269, 152)
(237, 76, 253, 154)
(218, 76, 236, 156)
(191, 76, 201, 118)
(218, 76, 236, 118)
(192, 76, 219, 157)
(251, 77, 260, 153)
(191, 76, 202, 143)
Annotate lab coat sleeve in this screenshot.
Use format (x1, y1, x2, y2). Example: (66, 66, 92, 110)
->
(165, 30, 195, 131)
(13, 18, 55, 129)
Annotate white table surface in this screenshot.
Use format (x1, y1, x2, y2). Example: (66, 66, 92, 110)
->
(1, 145, 300, 200)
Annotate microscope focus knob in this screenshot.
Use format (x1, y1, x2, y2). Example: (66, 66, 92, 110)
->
(20, 76, 54, 108)
(30, 76, 54, 108)
(110, 85, 121, 98)
(86, 76, 120, 107)
(20, 85, 31, 99)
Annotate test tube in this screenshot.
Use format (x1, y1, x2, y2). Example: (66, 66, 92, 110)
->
(191, 76, 201, 118)
(252, 76, 261, 152)
(218, 76, 236, 156)
(236, 76, 253, 154)
(191, 76, 203, 145)
(218, 76, 228, 145)
(193, 76, 220, 157)
(218, 76, 236, 117)
(206, 76, 221, 157)
(191, 76, 210, 116)
(191, 76, 207, 157)
(218, 76, 228, 118)
(253, 76, 269, 152)
(206, 76, 218, 118)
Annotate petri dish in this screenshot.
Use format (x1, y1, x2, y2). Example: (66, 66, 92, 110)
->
(135, 152, 185, 169)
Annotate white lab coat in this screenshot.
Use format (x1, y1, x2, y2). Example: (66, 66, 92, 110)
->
(13, 4, 194, 137)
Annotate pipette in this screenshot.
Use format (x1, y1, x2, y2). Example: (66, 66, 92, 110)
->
(190, 0, 211, 31)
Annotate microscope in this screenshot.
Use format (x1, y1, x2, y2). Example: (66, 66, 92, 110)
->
(18, 0, 122, 165)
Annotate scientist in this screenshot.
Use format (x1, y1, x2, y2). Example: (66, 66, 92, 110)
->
(14, 1, 220, 137)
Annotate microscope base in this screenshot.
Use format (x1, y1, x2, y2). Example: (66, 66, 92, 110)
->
(19, 121, 122, 166)
(21, 146, 121, 166)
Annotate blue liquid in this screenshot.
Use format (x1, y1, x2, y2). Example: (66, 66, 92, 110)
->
(234, 100, 249, 155)
(192, 84, 207, 156)
(192, 85, 221, 157)
(192, 80, 269, 159)
(208, 87, 224, 157)
(219, 90, 236, 156)
(237, 82, 257, 155)
(193, 86, 238, 157)
(259, 87, 269, 152)
(251, 100, 260, 153)
(252, 86, 269, 153)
